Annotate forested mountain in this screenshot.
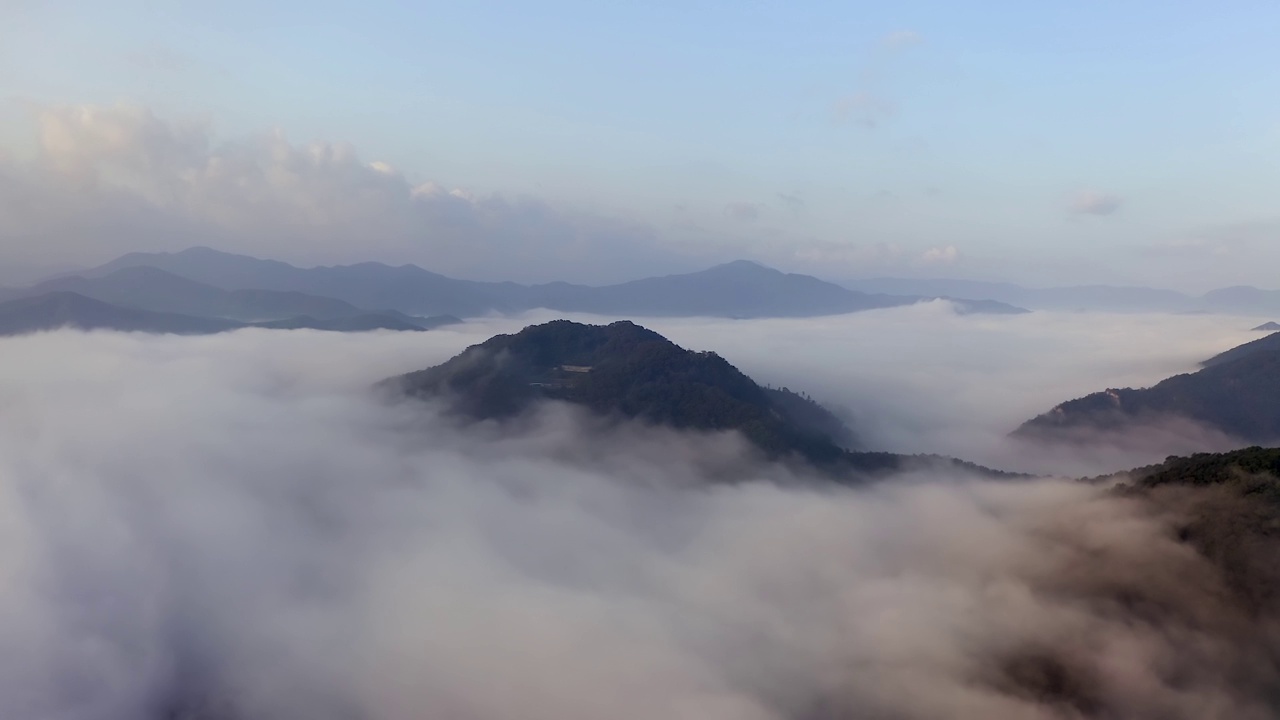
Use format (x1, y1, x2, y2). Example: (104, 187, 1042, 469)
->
(1107, 446, 1280, 613)
(64, 247, 1029, 318)
(1015, 335, 1280, 444)
(384, 319, 1019, 478)
(1201, 332, 1280, 368)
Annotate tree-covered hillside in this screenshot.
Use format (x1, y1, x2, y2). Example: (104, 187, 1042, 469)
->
(1015, 339, 1280, 444)
(385, 319, 1019, 478)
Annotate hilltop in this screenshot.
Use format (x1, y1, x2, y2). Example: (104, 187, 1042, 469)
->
(1015, 334, 1280, 445)
(384, 319, 1019, 479)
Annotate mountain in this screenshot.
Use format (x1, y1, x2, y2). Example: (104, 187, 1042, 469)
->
(24, 266, 369, 321)
(0, 292, 436, 337)
(1015, 336, 1280, 444)
(383, 319, 1021, 479)
(846, 277, 1280, 316)
(0, 292, 245, 336)
(68, 248, 1029, 319)
(523, 260, 894, 317)
(1253, 322, 1280, 332)
(69, 247, 529, 317)
(1103, 446, 1280, 613)
(1201, 331, 1280, 368)
(529, 261, 1030, 317)
(843, 278, 1195, 313)
(254, 314, 427, 332)
(1200, 287, 1280, 316)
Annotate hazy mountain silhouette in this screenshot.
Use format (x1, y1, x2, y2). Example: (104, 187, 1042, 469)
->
(1200, 287, 1280, 316)
(846, 277, 1280, 316)
(844, 277, 1196, 312)
(68, 248, 1029, 319)
(252, 314, 428, 332)
(25, 266, 369, 321)
(0, 292, 435, 336)
(0, 292, 245, 336)
(1015, 335, 1280, 444)
(68, 246, 526, 318)
(384, 319, 1022, 478)
(1252, 321, 1280, 332)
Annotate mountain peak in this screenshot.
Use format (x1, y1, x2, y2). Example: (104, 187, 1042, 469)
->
(386, 319, 858, 462)
(707, 259, 775, 274)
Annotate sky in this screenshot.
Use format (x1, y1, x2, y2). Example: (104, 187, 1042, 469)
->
(0, 0, 1278, 289)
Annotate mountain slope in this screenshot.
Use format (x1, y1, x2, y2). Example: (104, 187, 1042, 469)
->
(254, 314, 427, 332)
(844, 277, 1195, 312)
(72, 248, 1028, 319)
(1201, 332, 1280, 368)
(1015, 339, 1280, 444)
(71, 247, 526, 317)
(27, 266, 369, 321)
(384, 319, 1019, 478)
(0, 292, 436, 336)
(526, 261, 909, 317)
(0, 292, 245, 336)
(1252, 322, 1280, 332)
(847, 277, 1280, 316)
(1200, 287, 1280, 316)
(1107, 446, 1280, 613)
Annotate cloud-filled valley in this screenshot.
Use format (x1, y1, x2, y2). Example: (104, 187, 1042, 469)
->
(2, 307, 1277, 719)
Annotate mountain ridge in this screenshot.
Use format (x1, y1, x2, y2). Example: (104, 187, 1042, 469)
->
(0, 292, 434, 337)
(58, 247, 1030, 319)
(1015, 334, 1280, 445)
(845, 276, 1280, 315)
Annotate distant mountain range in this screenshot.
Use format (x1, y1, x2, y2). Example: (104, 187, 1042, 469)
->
(0, 292, 246, 336)
(1014, 331, 1280, 445)
(844, 277, 1280, 316)
(17, 247, 1029, 320)
(383, 319, 1022, 479)
(0, 292, 449, 337)
(1253, 321, 1280, 331)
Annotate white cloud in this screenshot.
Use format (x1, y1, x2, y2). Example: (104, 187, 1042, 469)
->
(0, 103, 676, 284)
(921, 245, 960, 264)
(1068, 190, 1123, 216)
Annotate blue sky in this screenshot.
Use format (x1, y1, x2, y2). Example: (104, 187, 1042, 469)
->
(1, 1, 1278, 288)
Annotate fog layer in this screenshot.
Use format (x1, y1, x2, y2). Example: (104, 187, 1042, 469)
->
(1, 324, 1277, 719)
(462, 304, 1259, 475)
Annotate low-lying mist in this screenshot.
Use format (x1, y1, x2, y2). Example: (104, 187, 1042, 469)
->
(2, 323, 1277, 719)
(467, 303, 1259, 475)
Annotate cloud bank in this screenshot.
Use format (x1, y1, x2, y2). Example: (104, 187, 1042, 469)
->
(1, 317, 1278, 719)
(0, 103, 675, 284)
(557, 305, 1258, 476)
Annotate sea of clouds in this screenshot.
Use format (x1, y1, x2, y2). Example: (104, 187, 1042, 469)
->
(0, 307, 1274, 719)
